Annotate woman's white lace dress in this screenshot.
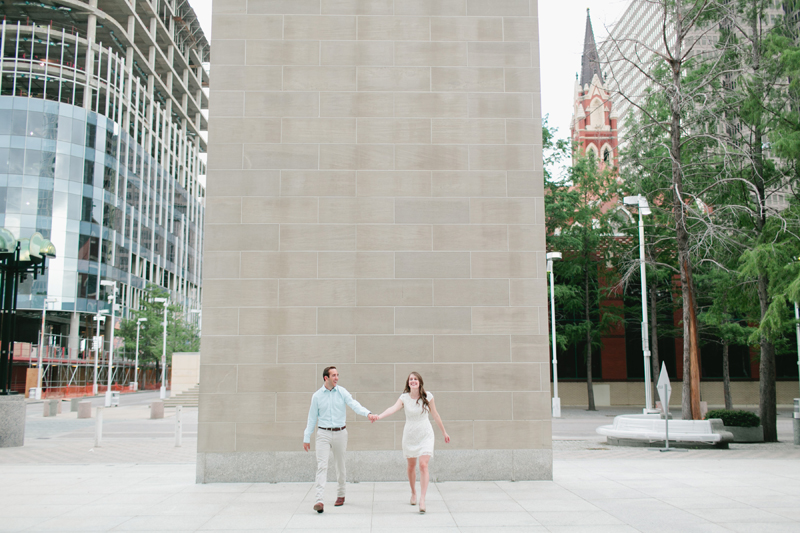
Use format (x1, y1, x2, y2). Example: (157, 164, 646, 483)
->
(401, 392, 435, 458)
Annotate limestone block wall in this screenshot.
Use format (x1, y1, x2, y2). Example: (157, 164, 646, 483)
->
(171, 352, 201, 396)
(198, 0, 550, 483)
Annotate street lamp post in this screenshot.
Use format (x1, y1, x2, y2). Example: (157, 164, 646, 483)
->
(35, 297, 58, 400)
(795, 302, 800, 399)
(134, 318, 147, 391)
(100, 280, 119, 407)
(546, 252, 563, 418)
(92, 314, 105, 396)
(190, 309, 201, 335)
(623, 195, 655, 413)
(154, 297, 168, 399)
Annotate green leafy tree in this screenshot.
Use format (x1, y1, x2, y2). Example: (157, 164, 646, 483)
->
(546, 149, 623, 410)
(696, 265, 756, 410)
(603, 0, 733, 419)
(118, 284, 200, 385)
(605, 0, 800, 429)
(615, 102, 684, 400)
(705, 0, 800, 440)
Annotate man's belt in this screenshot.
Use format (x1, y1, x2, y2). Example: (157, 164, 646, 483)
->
(319, 426, 346, 432)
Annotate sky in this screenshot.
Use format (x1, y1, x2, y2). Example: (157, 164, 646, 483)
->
(187, 0, 631, 143)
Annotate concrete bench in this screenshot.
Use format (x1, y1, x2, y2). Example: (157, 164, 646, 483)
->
(596, 414, 734, 448)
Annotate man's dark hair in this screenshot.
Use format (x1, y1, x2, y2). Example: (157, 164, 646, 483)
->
(323, 366, 336, 380)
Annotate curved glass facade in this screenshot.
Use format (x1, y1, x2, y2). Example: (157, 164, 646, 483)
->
(0, 96, 204, 315)
(0, 4, 208, 331)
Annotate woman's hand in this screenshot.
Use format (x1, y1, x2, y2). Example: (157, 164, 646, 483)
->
(444, 432, 450, 444)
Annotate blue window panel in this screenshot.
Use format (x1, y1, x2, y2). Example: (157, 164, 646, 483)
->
(57, 115, 73, 143)
(6, 187, 21, 211)
(21, 188, 39, 214)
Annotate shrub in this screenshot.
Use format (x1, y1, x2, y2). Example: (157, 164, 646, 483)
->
(705, 409, 760, 427)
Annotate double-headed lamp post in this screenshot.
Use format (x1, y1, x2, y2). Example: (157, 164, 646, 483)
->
(35, 297, 58, 400)
(546, 251, 563, 418)
(190, 309, 201, 335)
(154, 297, 168, 399)
(623, 195, 655, 413)
(100, 280, 119, 407)
(134, 318, 147, 392)
(795, 256, 800, 399)
(795, 301, 800, 399)
(92, 314, 105, 395)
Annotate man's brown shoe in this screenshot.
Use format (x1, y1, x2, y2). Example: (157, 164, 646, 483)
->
(335, 497, 345, 506)
(313, 502, 324, 513)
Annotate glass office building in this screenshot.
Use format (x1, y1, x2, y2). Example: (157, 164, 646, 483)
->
(0, 0, 208, 373)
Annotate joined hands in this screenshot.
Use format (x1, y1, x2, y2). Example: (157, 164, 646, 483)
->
(368, 414, 379, 423)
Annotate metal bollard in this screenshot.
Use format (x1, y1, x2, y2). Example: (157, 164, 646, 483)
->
(793, 399, 799, 446)
(95, 406, 103, 447)
(175, 406, 182, 447)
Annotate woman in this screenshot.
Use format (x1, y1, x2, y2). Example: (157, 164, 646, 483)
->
(373, 372, 450, 513)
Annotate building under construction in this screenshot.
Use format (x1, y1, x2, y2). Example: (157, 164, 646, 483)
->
(0, 0, 209, 395)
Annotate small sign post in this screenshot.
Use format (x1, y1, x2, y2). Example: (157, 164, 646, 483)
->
(653, 362, 686, 453)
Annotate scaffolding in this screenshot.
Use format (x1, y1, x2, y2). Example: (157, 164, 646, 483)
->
(13, 332, 165, 398)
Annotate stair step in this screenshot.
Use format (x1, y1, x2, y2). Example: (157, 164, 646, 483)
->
(163, 384, 200, 407)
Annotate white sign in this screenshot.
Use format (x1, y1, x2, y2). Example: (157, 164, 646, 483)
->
(656, 362, 671, 413)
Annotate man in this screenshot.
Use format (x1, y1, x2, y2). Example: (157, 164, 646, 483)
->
(303, 366, 377, 513)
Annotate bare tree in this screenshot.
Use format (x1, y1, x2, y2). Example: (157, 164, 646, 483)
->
(604, 0, 798, 434)
(602, 0, 734, 419)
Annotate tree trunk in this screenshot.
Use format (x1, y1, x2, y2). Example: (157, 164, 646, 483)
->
(585, 252, 596, 411)
(746, 6, 777, 442)
(664, 0, 702, 421)
(686, 265, 702, 419)
(758, 274, 778, 441)
(649, 285, 660, 393)
(722, 341, 733, 410)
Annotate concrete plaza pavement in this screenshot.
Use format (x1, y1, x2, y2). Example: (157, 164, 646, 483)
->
(2, 394, 799, 532)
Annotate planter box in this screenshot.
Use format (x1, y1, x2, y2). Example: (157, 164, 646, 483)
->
(724, 425, 764, 443)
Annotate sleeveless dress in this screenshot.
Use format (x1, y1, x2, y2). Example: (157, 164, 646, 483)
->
(401, 392, 435, 458)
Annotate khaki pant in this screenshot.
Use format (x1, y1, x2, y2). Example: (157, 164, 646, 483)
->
(314, 428, 347, 503)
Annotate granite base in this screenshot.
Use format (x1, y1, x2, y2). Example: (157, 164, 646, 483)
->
(0, 394, 26, 447)
(196, 449, 552, 483)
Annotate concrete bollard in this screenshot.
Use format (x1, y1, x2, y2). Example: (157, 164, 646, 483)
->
(150, 400, 164, 419)
(95, 406, 103, 447)
(43, 399, 59, 417)
(77, 401, 92, 419)
(175, 406, 182, 447)
(70, 398, 80, 412)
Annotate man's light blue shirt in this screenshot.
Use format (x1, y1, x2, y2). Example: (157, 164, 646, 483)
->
(304, 385, 371, 443)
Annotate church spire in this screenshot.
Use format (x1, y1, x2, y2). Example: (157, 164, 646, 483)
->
(580, 8, 603, 87)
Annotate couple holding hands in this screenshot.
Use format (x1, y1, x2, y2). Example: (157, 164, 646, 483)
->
(303, 367, 449, 514)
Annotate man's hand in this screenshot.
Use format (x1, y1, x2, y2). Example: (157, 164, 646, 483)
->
(368, 414, 378, 423)
(303, 442, 310, 452)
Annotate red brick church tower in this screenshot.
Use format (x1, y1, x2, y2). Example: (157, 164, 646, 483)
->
(571, 9, 618, 168)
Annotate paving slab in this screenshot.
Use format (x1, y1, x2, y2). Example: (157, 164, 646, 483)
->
(2, 398, 799, 532)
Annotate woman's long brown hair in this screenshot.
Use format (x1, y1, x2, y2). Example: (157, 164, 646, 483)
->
(403, 372, 430, 412)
